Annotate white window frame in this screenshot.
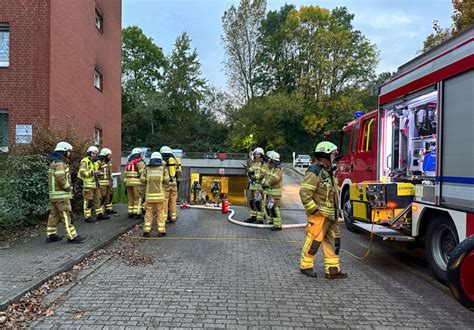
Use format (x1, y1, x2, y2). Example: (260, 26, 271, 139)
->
(94, 128, 102, 146)
(94, 69, 103, 91)
(95, 9, 103, 32)
(0, 23, 9, 67)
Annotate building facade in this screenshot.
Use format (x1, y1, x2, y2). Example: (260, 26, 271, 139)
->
(0, 0, 121, 170)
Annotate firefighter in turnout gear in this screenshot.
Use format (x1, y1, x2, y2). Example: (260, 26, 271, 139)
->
(211, 180, 220, 204)
(140, 152, 169, 237)
(98, 148, 116, 215)
(125, 148, 146, 218)
(192, 180, 201, 204)
(262, 150, 273, 224)
(262, 151, 283, 230)
(78, 146, 110, 222)
(245, 147, 266, 224)
(299, 141, 347, 279)
(46, 142, 85, 243)
(161, 146, 181, 223)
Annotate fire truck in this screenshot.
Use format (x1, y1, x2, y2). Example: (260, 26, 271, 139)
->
(338, 27, 474, 308)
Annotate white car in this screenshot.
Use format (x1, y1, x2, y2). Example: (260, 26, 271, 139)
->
(295, 154, 311, 167)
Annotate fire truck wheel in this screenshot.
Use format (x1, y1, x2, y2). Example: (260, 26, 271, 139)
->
(342, 190, 358, 233)
(426, 216, 459, 283)
(447, 235, 474, 310)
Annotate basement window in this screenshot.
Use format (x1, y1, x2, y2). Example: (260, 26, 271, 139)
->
(94, 69, 103, 91)
(95, 9, 103, 32)
(0, 23, 9, 67)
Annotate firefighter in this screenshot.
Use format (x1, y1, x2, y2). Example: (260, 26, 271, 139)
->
(192, 179, 201, 204)
(161, 146, 181, 223)
(299, 141, 346, 279)
(140, 152, 169, 237)
(211, 180, 220, 204)
(98, 148, 117, 215)
(245, 147, 266, 224)
(124, 148, 146, 219)
(262, 151, 283, 230)
(46, 142, 85, 244)
(262, 150, 273, 224)
(78, 146, 109, 222)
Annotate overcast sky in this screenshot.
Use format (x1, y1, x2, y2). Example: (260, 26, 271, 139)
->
(122, 0, 452, 90)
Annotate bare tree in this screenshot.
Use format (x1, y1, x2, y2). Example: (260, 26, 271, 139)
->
(221, 0, 266, 105)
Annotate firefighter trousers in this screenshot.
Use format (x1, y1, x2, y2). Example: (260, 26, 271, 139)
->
(249, 189, 264, 221)
(164, 185, 178, 222)
(100, 185, 113, 212)
(83, 188, 103, 219)
(126, 186, 142, 215)
(300, 212, 341, 274)
(144, 202, 165, 234)
(266, 196, 282, 228)
(47, 200, 77, 240)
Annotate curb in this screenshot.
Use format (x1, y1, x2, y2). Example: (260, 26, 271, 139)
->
(0, 220, 137, 311)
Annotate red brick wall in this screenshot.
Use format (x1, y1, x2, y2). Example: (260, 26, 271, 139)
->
(49, 0, 122, 171)
(0, 0, 50, 145)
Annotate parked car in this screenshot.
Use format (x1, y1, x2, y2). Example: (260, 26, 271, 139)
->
(295, 154, 311, 167)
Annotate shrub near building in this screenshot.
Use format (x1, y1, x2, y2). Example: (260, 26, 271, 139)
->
(0, 125, 89, 237)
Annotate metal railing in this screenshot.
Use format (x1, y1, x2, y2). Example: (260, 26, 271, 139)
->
(182, 152, 247, 160)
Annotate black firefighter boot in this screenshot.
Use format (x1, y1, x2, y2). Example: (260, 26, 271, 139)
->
(106, 209, 118, 215)
(300, 268, 317, 277)
(46, 234, 63, 243)
(325, 267, 347, 279)
(245, 216, 257, 223)
(97, 213, 110, 220)
(68, 235, 86, 244)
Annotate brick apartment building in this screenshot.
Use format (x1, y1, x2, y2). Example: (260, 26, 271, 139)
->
(0, 0, 122, 170)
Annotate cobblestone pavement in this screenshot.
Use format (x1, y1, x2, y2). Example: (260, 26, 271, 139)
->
(0, 204, 135, 308)
(31, 205, 474, 328)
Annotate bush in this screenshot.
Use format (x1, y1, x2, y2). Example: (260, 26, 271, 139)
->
(0, 155, 49, 232)
(0, 124, 92, 235)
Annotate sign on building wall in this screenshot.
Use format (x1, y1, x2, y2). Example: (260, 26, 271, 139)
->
(16, 125, 32, 144)
(219, 168, 225, 175)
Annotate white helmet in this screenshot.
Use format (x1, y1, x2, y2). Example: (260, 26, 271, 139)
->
(87, 146, 99, 154)
(55, 141, 73, 152)
(270, 151, 280, 162)
(160, 146, 172, 154)
(150, 152, 162, 160)
(266, 150, 274, 158)
(100, 148, 112, 156)
(131, 147, 142, 155)
(254, 147, 264, 155)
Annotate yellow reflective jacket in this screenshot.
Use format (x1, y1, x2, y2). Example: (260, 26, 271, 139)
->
(248, 159, 266, 190)
(78, 157, 99, 189)
(48, 160, 72, 201)
(262, 165, 283, 197)
(140, 165, 170, 202)
(98, 159, 113, 187)
(299, 163, 339, 220)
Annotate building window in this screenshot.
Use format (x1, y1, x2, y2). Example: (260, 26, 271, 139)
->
(0, 23, 9, 67)
(95, 9, 103, 32)
(94, 69, 103, 91)
(94, 128, 102, 145)
(0, 110, 8, 151)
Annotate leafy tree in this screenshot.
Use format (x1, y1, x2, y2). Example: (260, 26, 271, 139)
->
(452, 0, 474, 31)
(279, 6, 378, 134)
(420, 0, 474, 53)
(228, 93, 313, 159)
(221, 0, 267, 104)
(121, 26, 167, 149)
(255, 4, 296, 94)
